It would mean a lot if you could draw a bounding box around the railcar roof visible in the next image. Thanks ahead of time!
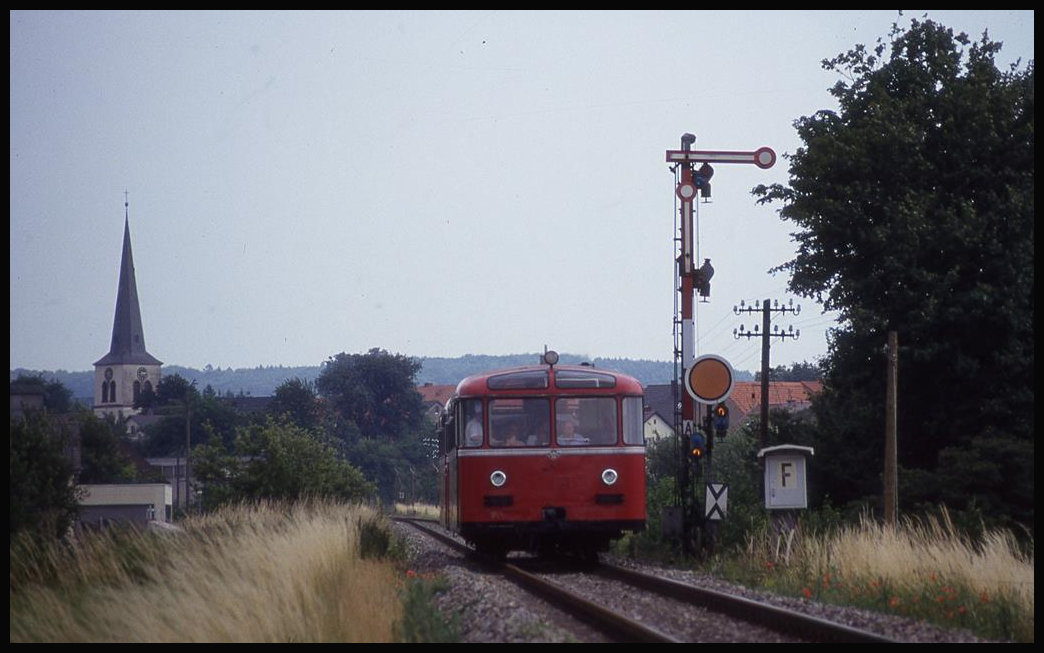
[453,364,643,397]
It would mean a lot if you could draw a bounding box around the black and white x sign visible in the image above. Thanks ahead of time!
[705,483,728,521]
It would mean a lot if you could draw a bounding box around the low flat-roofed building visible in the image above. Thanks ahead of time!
[77,483,172,529]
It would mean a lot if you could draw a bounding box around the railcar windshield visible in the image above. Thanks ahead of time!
[489,397,550,447]
[555,396,617,446]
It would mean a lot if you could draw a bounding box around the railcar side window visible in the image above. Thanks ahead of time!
[460,399,484,448]
[622,396,644,445]
[439,407,456,453]
[555,397,617,446]
[489,398,550,447]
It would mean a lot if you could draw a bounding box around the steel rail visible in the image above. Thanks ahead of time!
[596,562,899,643]
[395,517,897,643]
[395,517,678,642]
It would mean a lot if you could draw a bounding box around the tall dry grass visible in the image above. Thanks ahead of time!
[807,511,1032,611]
[735,509,1033,642]
[10,500,403,642]
[393,501,440,519]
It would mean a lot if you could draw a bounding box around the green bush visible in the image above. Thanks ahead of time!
[393,571,458,642]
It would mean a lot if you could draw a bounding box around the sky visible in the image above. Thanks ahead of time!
[10,10,1034,374]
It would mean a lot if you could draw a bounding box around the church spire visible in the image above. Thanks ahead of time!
[94,197,162,367]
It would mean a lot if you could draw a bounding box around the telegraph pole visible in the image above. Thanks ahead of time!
[734,299,800,506]
[184,396,192,514]
[733,299,801,451]
[884,331,898,526]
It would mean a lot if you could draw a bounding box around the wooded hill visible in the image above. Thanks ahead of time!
[13,354,754,403]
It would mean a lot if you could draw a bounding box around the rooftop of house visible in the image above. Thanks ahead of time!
[728,381,822,416]
[642,381,822,425]
[416,383,456,409]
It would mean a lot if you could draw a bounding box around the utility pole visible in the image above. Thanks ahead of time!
[734,298,801,451]
[884,331,898,526]
[734,299,800,506]
[185,397,192,514]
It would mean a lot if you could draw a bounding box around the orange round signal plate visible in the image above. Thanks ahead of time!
[685,355,734,404]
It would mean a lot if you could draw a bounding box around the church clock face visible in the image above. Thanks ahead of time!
[137,367,148,382]
[104,368,113,381]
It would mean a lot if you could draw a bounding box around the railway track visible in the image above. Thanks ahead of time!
[395,517,897,643]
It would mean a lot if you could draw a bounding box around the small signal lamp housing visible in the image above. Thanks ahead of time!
[542,349,560,366]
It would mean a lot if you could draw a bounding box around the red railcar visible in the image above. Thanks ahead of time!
[438,352,646,558]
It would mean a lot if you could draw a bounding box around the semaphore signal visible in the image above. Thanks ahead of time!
[667,133,775,557]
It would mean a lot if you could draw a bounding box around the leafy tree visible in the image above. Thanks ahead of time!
[764,361,823,382]
[10,412,82,541]
[316,348,427,442]
[192,418,374,508]
[139,373,241,456]
[341,433,440,506]
[753,18,1033,529]
[269,377,321,430]
[11,374,73,413]
[153,373,201,408]
[632,436,683,552]
[710,420,769,550]
[188,431,240,510]
[313,349,439,504]
[76,411,136,483]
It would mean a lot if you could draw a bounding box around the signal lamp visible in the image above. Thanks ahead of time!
[689,432,706,459]
[714,402,730,437]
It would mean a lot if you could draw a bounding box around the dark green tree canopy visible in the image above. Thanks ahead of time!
[10,412,81,541]
[76,411,136,484]
[10,374,73,413]
[153,373,201,407]
[316,348,426,441]
[756,19,1032,332]
[753,18,1033,530]
[269,377,320,430]
[191,418,374,509]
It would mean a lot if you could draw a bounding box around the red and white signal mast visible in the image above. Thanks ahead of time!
[667,134,775,439]
[666,133,775,550]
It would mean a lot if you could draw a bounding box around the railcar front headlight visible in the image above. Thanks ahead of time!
[601,468,618,486]
[490,470,508,487]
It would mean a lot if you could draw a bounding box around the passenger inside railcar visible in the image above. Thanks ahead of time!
[493,421,525,447]
[464,400,483,447]
[557,416,589,445]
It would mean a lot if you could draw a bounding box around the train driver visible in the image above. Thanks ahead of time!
[558,416,589,445]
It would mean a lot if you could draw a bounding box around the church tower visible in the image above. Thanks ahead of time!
[93,198,162,418]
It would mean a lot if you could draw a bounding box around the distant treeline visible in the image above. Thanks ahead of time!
[12,354,758,403]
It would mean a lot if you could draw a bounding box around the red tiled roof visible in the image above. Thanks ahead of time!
[728,381,821,417]
[641,381,821,430]
[416,383,456,407]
